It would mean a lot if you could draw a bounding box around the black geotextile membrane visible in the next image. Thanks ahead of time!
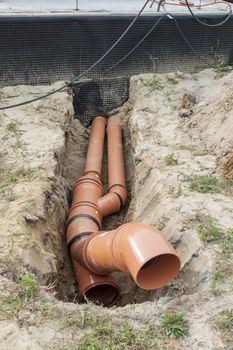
[0,14,233,124]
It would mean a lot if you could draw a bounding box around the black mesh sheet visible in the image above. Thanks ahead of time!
[0,14,233,124]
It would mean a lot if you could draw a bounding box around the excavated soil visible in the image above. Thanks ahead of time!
[0,69,233,349]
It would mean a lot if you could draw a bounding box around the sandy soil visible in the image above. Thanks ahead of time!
[0,69,233,349]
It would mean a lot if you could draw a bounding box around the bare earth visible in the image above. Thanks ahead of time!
[0,69,232,349]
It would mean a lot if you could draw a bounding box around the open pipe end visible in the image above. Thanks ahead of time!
[73,261,120,307]
[81,282,120,307]
[135,253,181,290]
[112,223,181,291]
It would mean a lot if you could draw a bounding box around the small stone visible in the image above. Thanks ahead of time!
[179,108,193,118]
[23,212,39,224]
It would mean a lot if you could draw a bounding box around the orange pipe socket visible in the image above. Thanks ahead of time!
[67,115,181,306]
[75,223,180,290]
[98,117,127,217]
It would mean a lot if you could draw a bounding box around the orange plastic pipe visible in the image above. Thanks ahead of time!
[75,223,180,290]
[67,116,120,306]
[67,116,181,306]
[84,116,106,177]
[98,117,127,217]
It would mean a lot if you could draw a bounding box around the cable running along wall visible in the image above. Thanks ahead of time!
[0,14,233,124]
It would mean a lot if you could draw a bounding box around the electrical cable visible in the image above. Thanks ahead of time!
[0,0,151,111]
[157,0,166,11]
[154,0,232,26]
[183,0,232,27]
[150,1,226,68]
[169,14,215,68]
[168,12,232,71]
[104,15,165,73]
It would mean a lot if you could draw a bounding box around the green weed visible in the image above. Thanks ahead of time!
[222,228,233,256]
[6,122,17,132]
[198,216,224,244]
[143,76,165,91]
[216,309,233,330]
[211,271,224,296]
[76,319,158,350]
[178,144,195,152]
[186,174,233,194]
[211,41,232,79]
[160,312,189,339]
[0,293,22,319]
[19,272,38,300]
[165,153,178,166]
[147,53,159,73]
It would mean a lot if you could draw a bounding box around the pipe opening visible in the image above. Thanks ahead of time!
[141,256,160,270]
[83,284,120,307]
[3,71,228,333]
[136,254,181,290]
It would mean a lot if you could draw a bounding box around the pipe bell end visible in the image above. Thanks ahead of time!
[114,223,181,290]
[73,261,120,307]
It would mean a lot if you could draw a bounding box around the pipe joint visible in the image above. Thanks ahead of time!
[67,231,93,254]
[66,116,181,306]
[109,184,127,207]
[83,223,181,290]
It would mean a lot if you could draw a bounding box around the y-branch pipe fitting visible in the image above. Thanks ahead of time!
[67,116,120,306]
[66,116,181,307]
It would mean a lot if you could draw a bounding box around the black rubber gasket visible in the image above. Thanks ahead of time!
[67,232,93,253]
[113,192,123,209]
[67,214,101,230]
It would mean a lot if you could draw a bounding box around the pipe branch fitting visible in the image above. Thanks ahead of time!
[74,223,181,290]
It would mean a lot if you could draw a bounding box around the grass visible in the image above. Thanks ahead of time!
[0,293,22,320]
[147,53,159,73]
[214,57,232,79]
[19,272,38,300]
[216,309,233,331]
[165,153,178,166]
[160,313,189,339]
[143,75,165,91]
[198,216,224,244]
[143,73,179,91]
[0,289,57,324]
[0,174,19,202]
[222,228,233,256]
[178,144,195,152]
[210,41,232,79]
[0,174,18,187]
[186,174,233,194]
[197,215,233,254]
[74,319,159,350]
[211,271,224,296]
[6,122,17,133]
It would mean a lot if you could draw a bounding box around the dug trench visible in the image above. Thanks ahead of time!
[0,69,233,349]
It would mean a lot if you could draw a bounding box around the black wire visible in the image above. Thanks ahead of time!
[155,0,232,26]
[157,0,166,11]
[169,14,215,68]
[0,0,151,111]
[183,0,232,27]
[104,15,165,73]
